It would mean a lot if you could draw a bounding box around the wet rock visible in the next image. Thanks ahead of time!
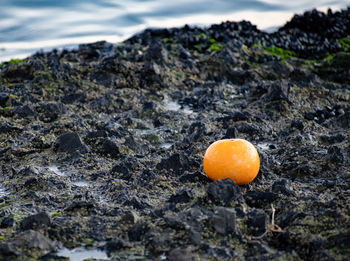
[179,171,210,183]
[247,209,269,236]
[120,210,140,225]
[20,212,51,231]
[157,153,190,174]
[326,146,344,163]
[39,102,66,122]
[56,132,89,154]
[272,179,295,196]
[128,222,149,241]
[105,238,132,253]
[168,188,193,203]
[168,248,196,261]
[0,123,16,133]
[110,155,139,180]
[13,104,37,118]
[0,216,15,228]
[0,230,56,258]
[0,93,9,107]
[211,207,237,235]
[206,178,244,206]
[245,191,279,207]
[99,138,120,159]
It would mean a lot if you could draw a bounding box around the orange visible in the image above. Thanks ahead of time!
[203,139,260,185]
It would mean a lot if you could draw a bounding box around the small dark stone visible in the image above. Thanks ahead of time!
[272,179,295,196]
[39,103,66,122]
[291,119,304,131]
[20,212,51,231]
[100,138,120,159]
[179,171,210,183]
[13,104,37,118]
[168,189,193,203]
[0,216,15,228]
[0,123,16,133]
[223,127,237,139]
[211,207,237,235]
[86,130,108,139]
[110,155,139,180]
[168,248,196,261]
[0,93,9,107]
[326,146,344,163]
[206,178,244,206]
[263,82,289,102]
[56,132,89,154]
[247,209,269,236]
[245,191,279,207]
[157,153,190,174]
[128,222,149,241]
[105,238,132,253]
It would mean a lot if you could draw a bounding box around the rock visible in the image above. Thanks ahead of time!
[20,212,51,231]
[157,153,190,174]
[56,132,89,154]
[0,123,16,133]
[0,216,15,228]
[168,248,197,261]
[0,93,9,107]
[206,178,244,206]
[110,155,139,180]
[168,189,193,203]
[245,191,279,207]
[247,209,269,236]
[263,82,289,102]
[211,207,237,235]
[179,171,210,183]
[326,146,344,163]
[120,210,140,225]
[100,138,120,159]
[39,103,66,122]
[105,238,132,253]
[272,179,295,196]
[128,222,149,241]
[13,104,37,118]
[0,230,56,258]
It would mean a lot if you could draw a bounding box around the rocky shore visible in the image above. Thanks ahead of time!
[0,7,349,261]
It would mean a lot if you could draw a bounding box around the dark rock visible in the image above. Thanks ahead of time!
[120,210,140,225]
[39,103,66,122]
[85,130,108,139]
[7,230,55,256]
[62,92,86,104]
[326,146,344,163]
[179,171,210,183]
[272,179,295,196]
[110,155,139,180]
[157,153,190,174]
[168,189,193,203]
[0,123,16,133]
[291,119,304,131]
[100,138,120,159]
[0,93,9,107]
[20,212,51,231]
[247,209,269,236]
[56,132,89,154]
[206,178,244,206]
[0,216,15,228]
[223,127,237,139]
[245,191,279,207]
[105,238,132,253]
[13,104,37,118]
[263,82,289,102]
[211,207,237,235]
[168,248,196,261]
[128,222,149,241]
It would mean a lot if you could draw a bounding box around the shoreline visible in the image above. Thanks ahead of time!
[0,7,349,260]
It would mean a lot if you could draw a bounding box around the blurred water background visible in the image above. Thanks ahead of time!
[0,0,349,61]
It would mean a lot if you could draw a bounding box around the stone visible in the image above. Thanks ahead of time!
[206,178,244,206]
[212,207,237,235]
[56,132,89,154]
[20,212,51,231]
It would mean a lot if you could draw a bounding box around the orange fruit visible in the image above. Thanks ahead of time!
[203,139,260,185]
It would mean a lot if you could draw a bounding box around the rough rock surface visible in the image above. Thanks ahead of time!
[0,7,349,260]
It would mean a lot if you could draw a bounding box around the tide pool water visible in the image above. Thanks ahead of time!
[0,0,349,61]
